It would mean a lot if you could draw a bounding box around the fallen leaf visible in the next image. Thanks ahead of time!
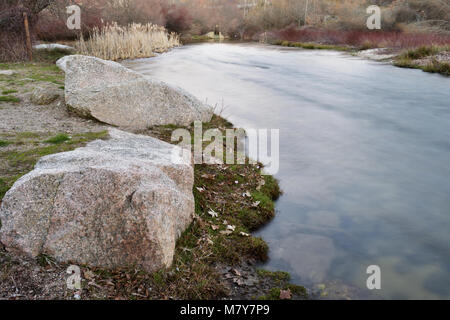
[88,281,102,289]
[196,187,204,192]
[227,225,236,231]
[233,278,245,286]
[252,201,260,207]
[256,179,265,191]
[208,209,218,218]
[280,289,292,300]
[211,225,219,230]
[220,230,233,235]
[232,268,241,276]
[84,270,95,280]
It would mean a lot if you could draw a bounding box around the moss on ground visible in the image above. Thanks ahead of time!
[257,269,290,283]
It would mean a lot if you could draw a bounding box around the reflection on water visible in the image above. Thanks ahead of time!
[124,43,450,299]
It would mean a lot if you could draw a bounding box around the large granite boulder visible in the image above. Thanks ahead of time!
[56,55,212,129]
[0,128,194,272]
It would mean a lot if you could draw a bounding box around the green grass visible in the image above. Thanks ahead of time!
[0,140,10,147]
[0,175,22,200]
[0,95,20,103]
[0,131,108,200]
[0,178,10,199]
[32,48,72,64]
[15,132,41,139]
[44,134,70,144]
[422,60,450,76]
[274,40,351,52]
[120,115,285,299]
[1,89,18,95]
[257,269,290,282]
[394,45,450,76]
[395,57,450,77]
[399,45,445,60]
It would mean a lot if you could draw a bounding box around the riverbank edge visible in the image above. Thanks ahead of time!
[0,49,308,300]
[269,40,450,76]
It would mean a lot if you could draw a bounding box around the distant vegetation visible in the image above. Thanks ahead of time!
[1,0,450,62]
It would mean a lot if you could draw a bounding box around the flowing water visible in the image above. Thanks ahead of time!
[123,42,450,299]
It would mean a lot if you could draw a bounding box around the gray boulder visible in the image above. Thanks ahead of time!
[57,55,212,129]
[0,128,194,272]
[30,85,61,105]
[33,44,75,52]
[0,70,17,76]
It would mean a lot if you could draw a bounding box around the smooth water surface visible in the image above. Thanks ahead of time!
[124,43,450,299]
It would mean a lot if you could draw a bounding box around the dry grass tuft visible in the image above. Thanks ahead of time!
[76,23,180,61]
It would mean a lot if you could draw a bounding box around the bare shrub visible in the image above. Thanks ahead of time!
[0,6,36,62]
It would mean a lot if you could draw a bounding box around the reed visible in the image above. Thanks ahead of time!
[76,23,180,61]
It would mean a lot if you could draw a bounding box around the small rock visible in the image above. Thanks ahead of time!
[33,44,75,51]
[30,86,61,105]
[0,70,17,76]
[280,289,292,300]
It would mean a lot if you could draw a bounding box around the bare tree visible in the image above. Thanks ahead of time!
[0,0,56,28]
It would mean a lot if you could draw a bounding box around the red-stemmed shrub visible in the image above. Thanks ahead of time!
[268,25,450,49]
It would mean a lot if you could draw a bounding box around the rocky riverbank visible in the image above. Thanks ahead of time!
[0,50,307,300]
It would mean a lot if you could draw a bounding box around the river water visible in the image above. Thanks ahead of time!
[124,42,450,299]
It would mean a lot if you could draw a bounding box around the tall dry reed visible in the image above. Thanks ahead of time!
[76,23,180,61]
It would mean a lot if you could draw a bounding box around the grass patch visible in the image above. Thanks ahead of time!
[422,60,450,76]
[1,89,18,95]
[257,269,290,282]
[394,45,450,76]
[0,51,66,88]
[0,140,10,147]
[0,131,108,201]
[15,132,42,139]
[274,40,351,52]
[399,45,445,60]
[44,134,70,144]
[33,48,71,64]
[0,175,22,200]
[0,95,20,103]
